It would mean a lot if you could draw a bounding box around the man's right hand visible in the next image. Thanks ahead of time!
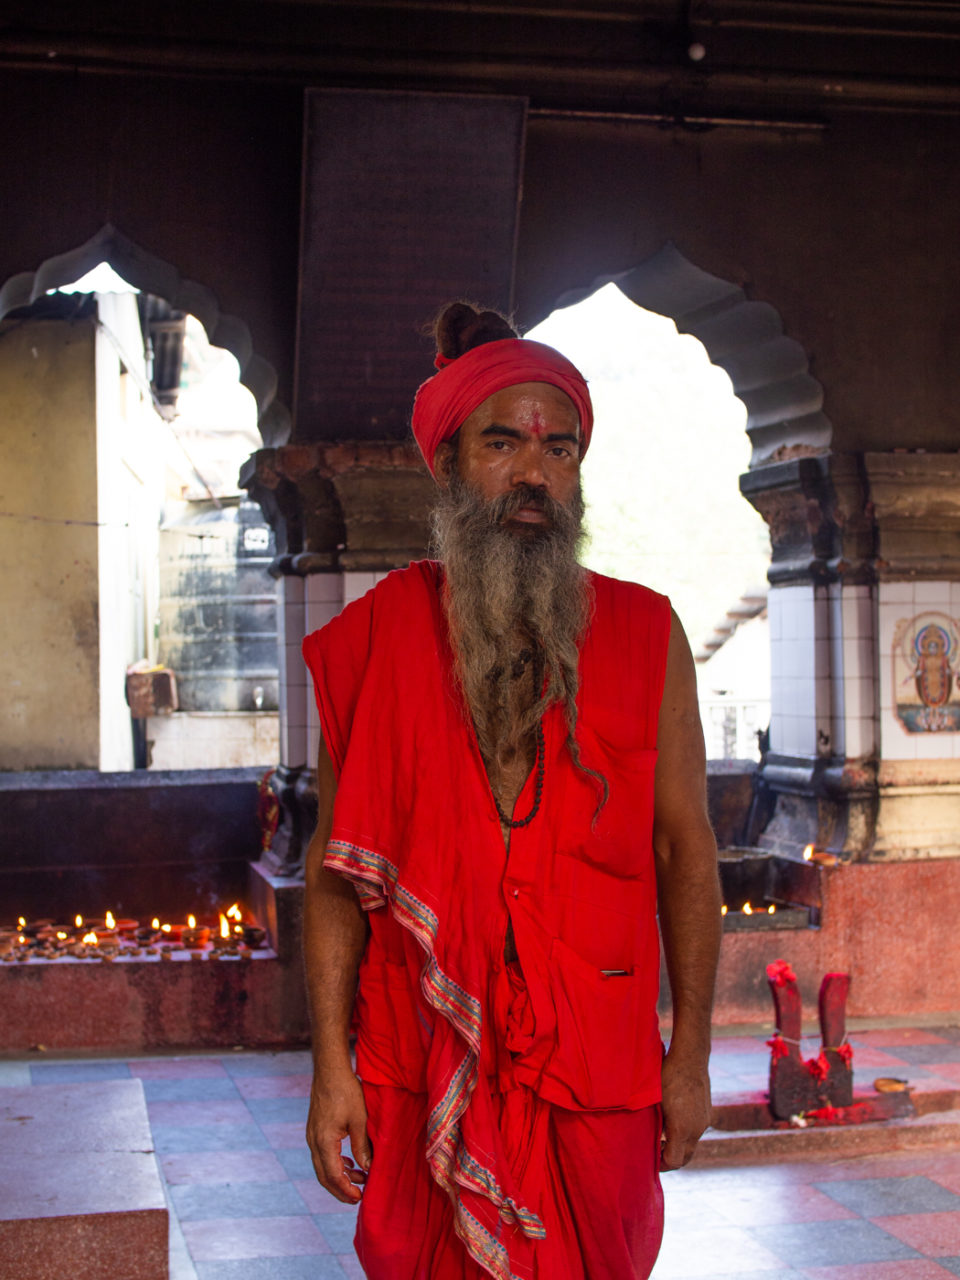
[306,1068,372,1203]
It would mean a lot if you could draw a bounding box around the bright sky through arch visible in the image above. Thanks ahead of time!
[526,283,770,654]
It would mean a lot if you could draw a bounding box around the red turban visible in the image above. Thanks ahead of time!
[411,338,593,477]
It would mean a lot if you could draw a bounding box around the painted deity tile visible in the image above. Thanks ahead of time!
[890,612,960,734]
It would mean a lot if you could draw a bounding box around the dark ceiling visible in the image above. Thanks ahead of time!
[2,2,960,117]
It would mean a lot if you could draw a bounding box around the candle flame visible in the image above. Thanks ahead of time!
[82,931,98,945]
[187,914,196,930]
[768,904,777,915]
[17,916,25,929]
[226,903,242,921]
[743,902,753,916]
[75,914,83,928]
[105,910,116,930]
[219,913,230,940]
[802,844,814,861]
[151,918,160,930]
[56,930,67,939]
[161,923,171,933]
[721,904,728,916]
[18,934,26,945]
[234,924,243,934]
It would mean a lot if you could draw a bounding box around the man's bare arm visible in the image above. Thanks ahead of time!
[652,608,722,1171]
[303,737,371,1203]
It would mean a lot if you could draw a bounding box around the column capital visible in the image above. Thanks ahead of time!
[243,440,437,573]
[864,451,960,579]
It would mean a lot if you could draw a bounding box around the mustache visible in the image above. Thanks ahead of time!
[489,484,559,524]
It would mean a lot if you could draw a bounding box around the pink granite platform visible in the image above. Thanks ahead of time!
[0,1079,168,1279]
[0,950,309,1052]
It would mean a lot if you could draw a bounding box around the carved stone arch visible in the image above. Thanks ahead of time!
[0,224,291,447]
[550,242,832,467]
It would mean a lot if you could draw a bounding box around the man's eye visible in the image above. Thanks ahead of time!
[548,446,571,458]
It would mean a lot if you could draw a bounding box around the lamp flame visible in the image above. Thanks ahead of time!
[721,904,728,916]
[803,844,814,861]
[219,913,230,940]
[56,930,67,940]
[75,914,83,928]
[82,931,98,945]
[187,914,196,930]
[768,904,777,915]
[17,916,25,929]
[151,918,160,930]
[226,903,242,921]
[161,923,171,934]
[105,910,116,930]
[743,901,753,916]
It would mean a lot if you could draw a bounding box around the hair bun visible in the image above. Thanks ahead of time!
[433,301,519,363]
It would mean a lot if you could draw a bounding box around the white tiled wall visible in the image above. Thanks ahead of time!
[277,574,308,768]
[838,584,877,760]
[877,579,960,762]
[287,569,393,767]
[276,571,347,769]
[769,581,879,761]
[768,584,820,757]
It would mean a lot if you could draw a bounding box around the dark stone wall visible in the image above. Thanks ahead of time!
[0,68,956,454]
[516,112,960,456]
[0,769,264,921]
[0,69,302,411]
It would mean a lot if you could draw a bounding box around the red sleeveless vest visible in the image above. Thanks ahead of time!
[303,561,671,1270]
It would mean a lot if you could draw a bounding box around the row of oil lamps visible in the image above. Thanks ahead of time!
[0,905,267,961]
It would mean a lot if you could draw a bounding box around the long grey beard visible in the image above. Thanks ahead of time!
[431,473,605,808]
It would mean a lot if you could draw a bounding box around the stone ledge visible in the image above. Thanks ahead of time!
[0,1080,167,1280]
[694,1106,960,1166]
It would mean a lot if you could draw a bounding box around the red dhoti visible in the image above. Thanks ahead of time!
[357,1084,663,1280]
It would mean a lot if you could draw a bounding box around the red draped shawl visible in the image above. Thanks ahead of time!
[303,561,670,1279]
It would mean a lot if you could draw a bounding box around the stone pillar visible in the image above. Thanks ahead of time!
[743,450,960,865]
[741,453,879,860]
[245,441,436,878]
[244,89,525,886]
[866,452,960,860]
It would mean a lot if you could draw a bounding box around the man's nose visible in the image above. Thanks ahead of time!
[511,444,547,488]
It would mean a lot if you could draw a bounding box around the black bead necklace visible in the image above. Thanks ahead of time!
[494,719,545,829]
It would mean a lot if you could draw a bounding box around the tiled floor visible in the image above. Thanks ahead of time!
[5,1023,960,1278]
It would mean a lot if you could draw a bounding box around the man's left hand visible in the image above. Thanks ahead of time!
[659,1047,712,1171]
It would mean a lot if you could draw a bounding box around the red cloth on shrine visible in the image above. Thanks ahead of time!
[411,339,594,475]
[302,561,671,1279]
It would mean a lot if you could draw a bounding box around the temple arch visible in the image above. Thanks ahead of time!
[0,223,290,447]
[545,242,832,468]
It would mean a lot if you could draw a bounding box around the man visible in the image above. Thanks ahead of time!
[302,303,721,1279]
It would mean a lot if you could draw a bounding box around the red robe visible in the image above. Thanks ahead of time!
[303,561,671,1280]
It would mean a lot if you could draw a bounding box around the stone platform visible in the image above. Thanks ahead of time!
[0,950,309,1053]
[0,1079,168,1279]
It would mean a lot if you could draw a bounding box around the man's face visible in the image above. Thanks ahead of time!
[443,382,582,533]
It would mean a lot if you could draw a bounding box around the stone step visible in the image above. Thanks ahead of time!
[695,1102,960,1166]
[0,1079,168,1280]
